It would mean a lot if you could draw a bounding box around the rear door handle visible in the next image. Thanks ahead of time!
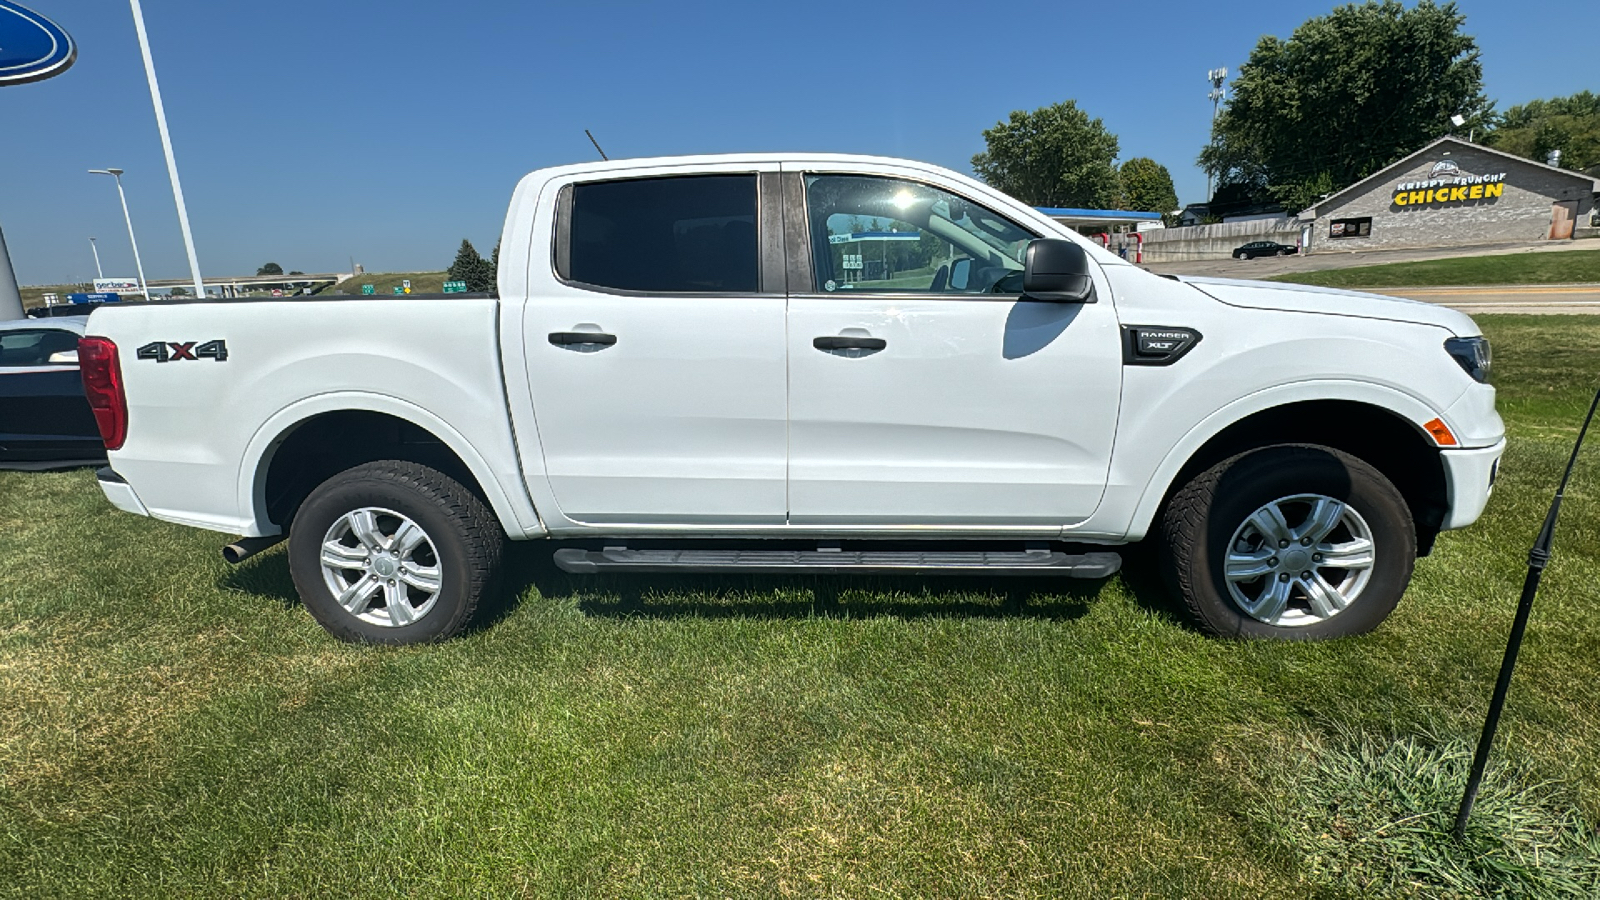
[813,335,886,352]
[549,331,617,349]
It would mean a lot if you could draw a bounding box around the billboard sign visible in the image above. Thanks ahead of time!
[0,2,77,86]
[94,278,141,294]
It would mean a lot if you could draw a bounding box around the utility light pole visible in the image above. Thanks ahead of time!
[90,237,103,278]
[89,169,151,302]
[1206,67,1228,202]
[128,0,206,299]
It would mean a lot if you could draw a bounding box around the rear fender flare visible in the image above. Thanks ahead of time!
[237,392,544,539]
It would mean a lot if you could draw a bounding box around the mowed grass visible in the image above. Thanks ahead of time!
[1268,247,1600,288]
[3,317,1600,897]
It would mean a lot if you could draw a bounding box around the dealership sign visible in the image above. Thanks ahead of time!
[1393,160,1506,207]
[0,2,76,86]
[94,278,142,294]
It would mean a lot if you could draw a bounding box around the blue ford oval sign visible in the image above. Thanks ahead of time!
[0,1,76,86]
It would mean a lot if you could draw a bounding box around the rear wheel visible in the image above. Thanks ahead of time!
[288,460,504,644]
[1159,445,1415,639]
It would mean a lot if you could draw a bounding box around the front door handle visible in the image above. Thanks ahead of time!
[813,335,886,353]
[549,331,617,350]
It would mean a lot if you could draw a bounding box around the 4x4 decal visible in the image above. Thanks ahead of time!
[136,340,228,363]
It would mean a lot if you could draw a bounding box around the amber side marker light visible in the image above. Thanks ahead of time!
[1424,417,1458,447]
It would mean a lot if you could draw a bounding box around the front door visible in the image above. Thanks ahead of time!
[521,168,789,525]
[783,170,1123,529]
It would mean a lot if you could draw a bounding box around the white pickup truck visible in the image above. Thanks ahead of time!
[81,153,1504,644]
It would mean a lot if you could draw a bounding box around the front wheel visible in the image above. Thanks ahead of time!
[288,460,505,644]
[1159,445,1415,639]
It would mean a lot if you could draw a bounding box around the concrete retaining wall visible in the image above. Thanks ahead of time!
[1140,218,1301,262]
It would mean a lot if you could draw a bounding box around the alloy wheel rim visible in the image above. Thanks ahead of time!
[1224,493,1376,627]
[318,507,442,627]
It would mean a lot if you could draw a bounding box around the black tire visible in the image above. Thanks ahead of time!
[288,460,505,644]
[1159,444,1415,640]
[1276,249,1289,257]
[1234,252,1245,259]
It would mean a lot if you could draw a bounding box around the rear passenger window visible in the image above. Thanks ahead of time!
[562,174,759,293]
[0,329,77,367]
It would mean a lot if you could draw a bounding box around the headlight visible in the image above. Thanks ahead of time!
[1445,336,1492,383]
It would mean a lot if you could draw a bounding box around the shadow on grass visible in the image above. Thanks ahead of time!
[220,546,299,609]
[216,539,1190,628]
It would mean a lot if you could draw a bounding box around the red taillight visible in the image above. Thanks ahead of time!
[78,336,128,451]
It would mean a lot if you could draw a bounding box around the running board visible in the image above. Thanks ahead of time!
[552,546,1122,578]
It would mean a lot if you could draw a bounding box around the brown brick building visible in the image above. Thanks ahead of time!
[1296,137,1598,253]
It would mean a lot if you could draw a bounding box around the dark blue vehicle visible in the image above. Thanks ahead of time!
[0,316,105,469]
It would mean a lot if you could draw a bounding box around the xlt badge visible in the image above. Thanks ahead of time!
[1122,326,1201,366]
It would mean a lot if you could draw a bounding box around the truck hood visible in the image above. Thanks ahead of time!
[1175,276,1480,336]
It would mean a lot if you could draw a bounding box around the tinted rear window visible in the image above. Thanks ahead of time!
[565,174,759,293]
[0,329,77,367]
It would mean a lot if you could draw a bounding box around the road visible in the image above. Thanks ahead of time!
[1371,284,1600,314]
[1144,239,1597,280]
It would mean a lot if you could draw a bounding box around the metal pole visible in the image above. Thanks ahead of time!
[90,237,104,278]
[0,220,23,320]
[1454,385,1600,838]
[111,173,152,302]
[128,0,206,299]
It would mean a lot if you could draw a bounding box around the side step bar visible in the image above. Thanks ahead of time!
[553,546,1122,578]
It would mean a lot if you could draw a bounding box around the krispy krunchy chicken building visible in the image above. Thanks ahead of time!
[1296,137,1598,252]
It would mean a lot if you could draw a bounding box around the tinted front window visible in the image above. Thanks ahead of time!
[0,329,77,367]
[566,174,759,293]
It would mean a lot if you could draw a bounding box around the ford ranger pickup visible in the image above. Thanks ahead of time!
[80,153,1504,643]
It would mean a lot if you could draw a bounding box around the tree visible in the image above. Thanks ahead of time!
[1200,0,1491,214]
[1118,158,1178,216]
[256,262,283,276]
[447,239,495,293]
[1487,91,1600,173]
[972,101,1121,208]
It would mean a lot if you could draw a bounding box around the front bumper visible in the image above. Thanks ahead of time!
[96,467,150,517]
[1440,438,1506,530]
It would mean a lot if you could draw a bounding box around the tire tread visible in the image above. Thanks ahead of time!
[290,460,504,643]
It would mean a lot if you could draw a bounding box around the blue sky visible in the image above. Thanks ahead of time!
[1,0,1590,285]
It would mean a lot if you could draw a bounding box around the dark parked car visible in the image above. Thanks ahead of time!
[1233,240,1298,259]
[0,316,106,470]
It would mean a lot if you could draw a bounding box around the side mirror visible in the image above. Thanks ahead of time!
[949,258,971,290]
[48,350,79,365]
[1022,239,1095,303]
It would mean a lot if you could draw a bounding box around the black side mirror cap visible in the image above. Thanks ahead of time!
[1022,238,1095,303]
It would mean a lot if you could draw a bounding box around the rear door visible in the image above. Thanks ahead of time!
[782,167,1123,529]
[520,165,789,526]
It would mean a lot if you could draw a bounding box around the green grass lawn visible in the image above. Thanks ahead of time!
[4,317,1600,897]
[1268,247,1600,288]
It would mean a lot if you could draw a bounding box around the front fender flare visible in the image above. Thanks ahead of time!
[1105,379,1448,543]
